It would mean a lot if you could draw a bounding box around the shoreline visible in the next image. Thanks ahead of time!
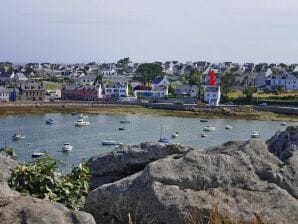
[0,102,298,121]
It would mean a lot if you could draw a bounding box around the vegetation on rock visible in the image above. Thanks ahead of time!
[9,156,89,210]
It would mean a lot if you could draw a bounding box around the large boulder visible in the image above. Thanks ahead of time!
[0,155,96,224]
[86,129,298,224]
[88,142,194,189]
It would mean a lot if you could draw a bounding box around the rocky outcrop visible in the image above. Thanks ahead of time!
[85,128,298,224]
[88,142,194,189]
[0,155,96,224]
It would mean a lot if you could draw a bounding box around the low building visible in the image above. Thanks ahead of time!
[61,85,103,101]
[267,73,298,91]
[204,86,221,106]
[104,83,128,98]
[0,86,9,102]
[75,74,97,86]
[175,85,198,97]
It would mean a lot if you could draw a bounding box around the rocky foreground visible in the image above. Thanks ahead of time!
[1,126,298,224]
[0,155,96,224]
[86,126,298,224]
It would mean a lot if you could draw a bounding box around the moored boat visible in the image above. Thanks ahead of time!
[45,118,57,125]
[201,133,208,138]
[158,137,170,143]
[12,133,25,141]
[281,122,287,126]
[225,125,233,130]
[202,125,216,131]
[119,127,126,131]
[200,119,208,122]
[101,139,120,145]
[120,120,131,124]
[171,132,179,138]
[79,113,88,119]
[251,131,260,138]
[32,152,45,158]
[62,143,73,152]
[75,119,90,127]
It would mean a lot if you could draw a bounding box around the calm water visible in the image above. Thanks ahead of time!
[0,113,296,165]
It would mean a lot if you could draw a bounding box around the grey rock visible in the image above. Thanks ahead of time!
[88,142,194,189]
[0,155,96,224]
[86,128,298,224]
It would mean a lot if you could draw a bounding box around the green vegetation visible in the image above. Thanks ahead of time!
[134,63,163,85]
[219,73,237,95]
[9,156,89,210]
[0,147,16,160]
[43,81,62,90]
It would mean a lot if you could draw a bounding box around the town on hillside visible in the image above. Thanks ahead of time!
[0,58,297,106]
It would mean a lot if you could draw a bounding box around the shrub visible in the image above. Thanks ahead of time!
[0,147,16,160]
[9,156,89,210]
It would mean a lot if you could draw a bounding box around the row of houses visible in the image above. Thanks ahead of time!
[0,82,45,102]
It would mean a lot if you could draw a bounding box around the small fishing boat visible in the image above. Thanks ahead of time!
[201,133,208,138]
[62,143,73,152]
[45,118,56,125]
[251,131,260,138]
[281,122,287,126]
[71,112,76,116]
[225,125,233,130]
[120,120,131,124]
[79,114,88,119]
[101,139,120,145]
[75,119,90,127]
[171,132,179,138]
[202,125,216,131]
[32,152,45,158]
[12,133,25,141]
[119,127,126,131]
[200,119,208,122]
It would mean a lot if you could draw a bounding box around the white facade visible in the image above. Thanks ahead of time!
[204,86,221,106]
[0,87,9,102]
[104,83,128,98]
[270,78,298,90]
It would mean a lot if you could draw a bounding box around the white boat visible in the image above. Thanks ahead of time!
[281,122,287,126]
[62,143,73,152]
[75,119,90,127]
[171,132,179,138]
[12,133,25,140]
[201,133,208,138]
[79,114,88,119]
[251,131,260,138]
[102,139,120,145]
[202,125,216,131]
[45,118,56,125]
[225,125,233,130]
[32,152,45,158]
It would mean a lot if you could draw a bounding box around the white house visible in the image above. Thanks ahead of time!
[0,86,9,102]
[134,75,169,99]
[204,86,221,106]
[266,73,298,91]
[175,85,198,97]
[75,74,97,86]
[104,83,128,98]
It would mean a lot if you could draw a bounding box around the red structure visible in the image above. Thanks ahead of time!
[209,70,215,86]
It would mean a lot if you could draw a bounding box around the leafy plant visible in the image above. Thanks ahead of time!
[0,147,16,160]
[9,156,89,210]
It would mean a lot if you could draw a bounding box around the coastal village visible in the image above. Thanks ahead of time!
[0,59,297,107]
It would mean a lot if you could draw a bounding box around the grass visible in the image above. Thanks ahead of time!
[42,81,62,90]
[127,205,265,224]
[228,90,298,100]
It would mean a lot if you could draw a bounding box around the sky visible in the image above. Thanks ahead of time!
[0,0,298,64]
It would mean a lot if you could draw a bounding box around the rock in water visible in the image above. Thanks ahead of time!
[86,128,298,224]
[0,155,96,224]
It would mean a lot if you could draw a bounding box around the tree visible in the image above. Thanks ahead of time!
[95,74,103,84]
[168,82,176,96]
[242,87,257,104]
[0,65,5,73]
[220,72,237,94]
[188,68,201,86]
[134,63,163,85]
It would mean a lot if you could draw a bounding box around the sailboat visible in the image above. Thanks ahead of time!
[158,124,170,143]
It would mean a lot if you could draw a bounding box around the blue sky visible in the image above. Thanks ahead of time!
[1,0,298,63]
